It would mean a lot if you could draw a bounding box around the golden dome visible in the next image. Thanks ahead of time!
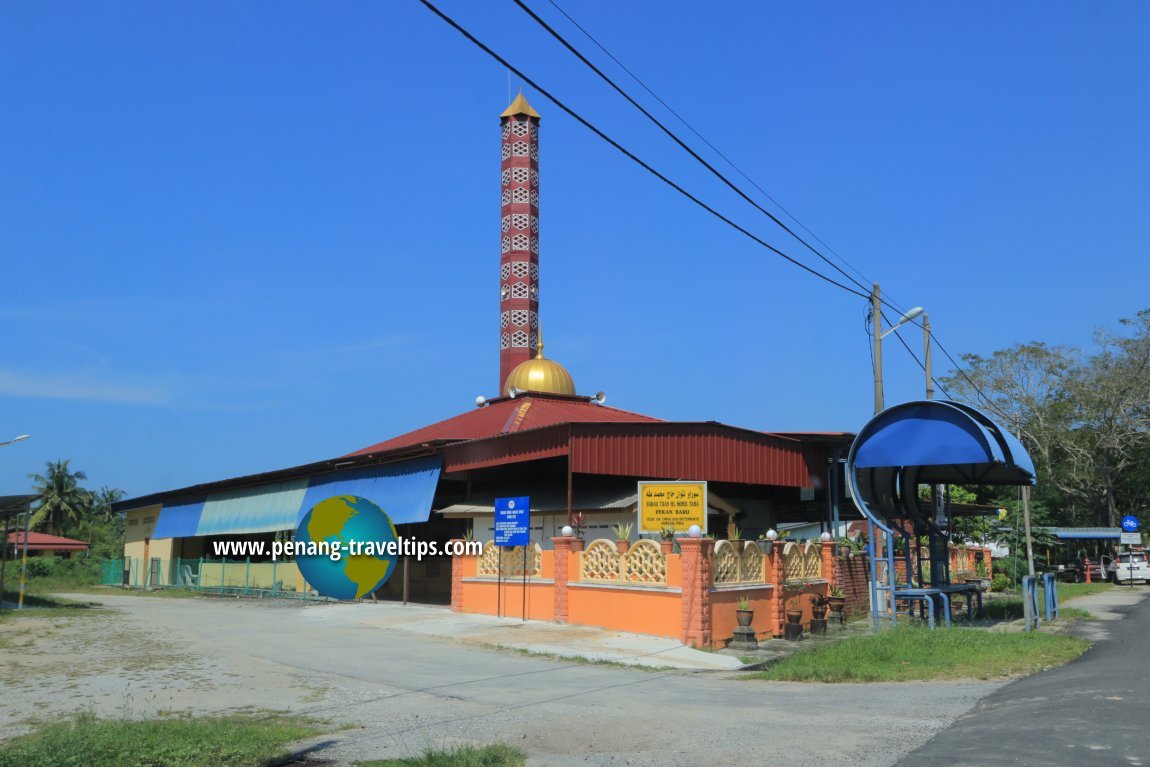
[504,342,575,397]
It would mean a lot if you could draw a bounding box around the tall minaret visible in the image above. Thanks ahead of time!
[498,93,542,393]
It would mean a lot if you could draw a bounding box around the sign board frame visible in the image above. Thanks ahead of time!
[637,481,708,535]
[494,496,530,547]
[1120,532,1141,545]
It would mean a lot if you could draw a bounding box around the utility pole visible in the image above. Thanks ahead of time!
[872,283,884,414]
[924,313,934,401]
[1021,485,1036,578]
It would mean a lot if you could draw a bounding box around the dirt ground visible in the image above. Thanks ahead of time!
[0,592,1003,767]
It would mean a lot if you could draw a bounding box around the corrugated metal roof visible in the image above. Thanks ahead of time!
[347,394,660,457]
[151,456,442,539]
[1047,527,1122,540]
[438,488,637,517]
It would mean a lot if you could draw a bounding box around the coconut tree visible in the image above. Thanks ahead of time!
[28,460,92,537]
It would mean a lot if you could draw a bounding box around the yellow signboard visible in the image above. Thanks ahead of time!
[637,481,708,534]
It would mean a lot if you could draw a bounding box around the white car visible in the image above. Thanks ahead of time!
[1109,551,1150,584]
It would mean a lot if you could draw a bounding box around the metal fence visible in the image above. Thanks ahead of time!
[96,555,450,604]
[99,557,314,599]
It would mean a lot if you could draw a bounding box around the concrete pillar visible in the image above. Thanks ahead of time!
[679,537,714,648]
[551,536,573,624]
[450,540,465,612]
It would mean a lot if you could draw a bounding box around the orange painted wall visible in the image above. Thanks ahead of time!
[459,579,557,621]
[711,586,775,641]
[566,584,682,639]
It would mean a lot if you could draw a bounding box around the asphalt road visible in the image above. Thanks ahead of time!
[898,589,1150,767]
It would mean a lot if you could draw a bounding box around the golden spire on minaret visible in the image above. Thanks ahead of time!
[501,91,541,119]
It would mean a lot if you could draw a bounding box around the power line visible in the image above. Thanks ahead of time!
[513,0,873,296]
[541,0,877,294]
[419,0,870,300]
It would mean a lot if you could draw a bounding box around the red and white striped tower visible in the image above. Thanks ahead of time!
[498,93,542,393]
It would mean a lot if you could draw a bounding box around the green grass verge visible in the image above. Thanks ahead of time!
[983,581,1113,621]
[0,712,322,767]
[355,744,527,767]
[744,626,1089,682]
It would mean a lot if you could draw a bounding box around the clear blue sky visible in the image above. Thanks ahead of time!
[2,1,1147,499]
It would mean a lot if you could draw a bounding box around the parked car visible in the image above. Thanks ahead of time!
[1108,552,1150,584]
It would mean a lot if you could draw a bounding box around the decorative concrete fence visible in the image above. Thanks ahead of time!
[451,537,840,649]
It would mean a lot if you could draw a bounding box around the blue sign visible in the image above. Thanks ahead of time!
[1121,515,1140,533]
[494,496,530,547]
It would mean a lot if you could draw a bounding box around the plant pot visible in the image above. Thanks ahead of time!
[660,541,674,555]
[735,609,753,628]
[785,610,803,625]
[756,540,774,556]
[837,545,851,558]
[826,596,846,612]
[616,540,630,554]
[783,622,803,641]
[811,607,828,621]
[809,618,828,636]
[570,539,585,552]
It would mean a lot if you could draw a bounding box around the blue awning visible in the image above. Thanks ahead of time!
[151,455,442,539]
[1047,527,1121,540]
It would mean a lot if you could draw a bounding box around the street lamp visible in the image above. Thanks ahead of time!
[871,282,923,413]
[0,434,31,610]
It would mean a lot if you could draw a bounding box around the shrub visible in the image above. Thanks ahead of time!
[990,574,1012,592]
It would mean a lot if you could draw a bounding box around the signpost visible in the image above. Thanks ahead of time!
[637,482,707,535]
[1120,516,1140,590]
[494,496,530,619]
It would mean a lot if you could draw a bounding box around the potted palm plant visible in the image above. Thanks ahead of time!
[736,596,753,627]
[826,585,846,620]
[612,522,633,553]
[781,579,805,641]
[659,526,676,554]
[809,594,829,636]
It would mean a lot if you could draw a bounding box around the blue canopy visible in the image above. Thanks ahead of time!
[153,455,442,539]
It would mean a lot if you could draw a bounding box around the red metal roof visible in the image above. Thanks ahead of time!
[347,394,661,457]
[5,531,90,551]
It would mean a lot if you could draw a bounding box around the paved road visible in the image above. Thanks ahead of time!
[899,587,1150,767]
[1,593,999,767]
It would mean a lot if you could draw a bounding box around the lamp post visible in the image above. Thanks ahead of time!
[871,283,923,414]
[0,435,31,610]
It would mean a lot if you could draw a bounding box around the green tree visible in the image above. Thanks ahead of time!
[28,460,93,537]
[940,309,1150,528]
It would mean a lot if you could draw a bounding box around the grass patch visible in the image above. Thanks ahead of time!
[983,581,1113,622]
[744,626,1089,682]
[0,711,323,767]
[356,744,526,767]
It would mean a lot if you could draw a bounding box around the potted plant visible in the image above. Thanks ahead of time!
[756,533,775,556]
[808,593,829,635]
[826,585,846,616]
[835,537,852,558]
[570,512,587,552]
[612,522,633,553]
[735,596,753,628]
[782,580,805,641]
[729,526,743,547]
[659,526,676,555]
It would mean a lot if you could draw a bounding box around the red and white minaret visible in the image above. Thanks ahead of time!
[498,93,542,393]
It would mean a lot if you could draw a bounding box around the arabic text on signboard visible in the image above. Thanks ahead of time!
[637,481,707,534]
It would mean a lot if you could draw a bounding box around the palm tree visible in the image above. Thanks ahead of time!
[28,460,93,537]
[91,486,126,523]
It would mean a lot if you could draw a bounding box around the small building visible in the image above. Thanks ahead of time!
[3,531,90,559]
